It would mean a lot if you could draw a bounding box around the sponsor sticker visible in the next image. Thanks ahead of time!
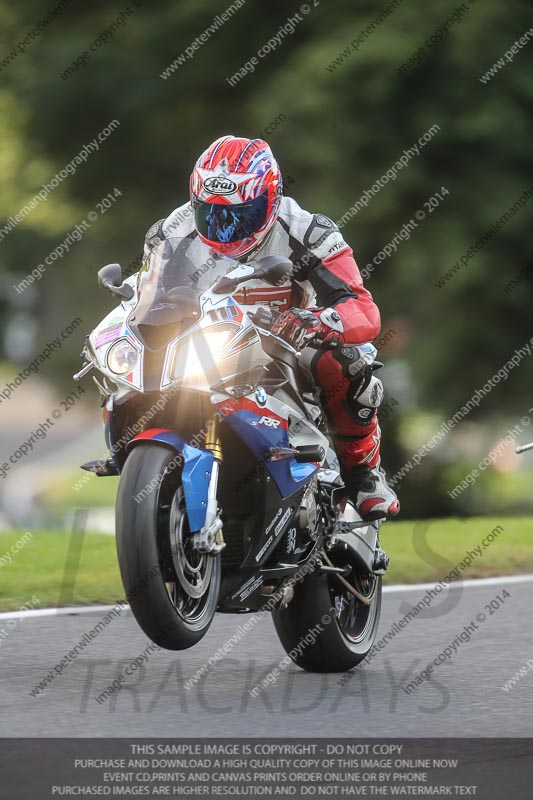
[240,576,263,601]
[255,534,274,562]
[152,302,177,311]
[232,575,264,601]
[265,508,283,536]
[256,507,294,562]
[95,324,122,348]
[274,506,292,537]
[204,176,238,195]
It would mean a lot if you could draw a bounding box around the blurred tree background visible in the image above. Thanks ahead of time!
[0,0,532,519]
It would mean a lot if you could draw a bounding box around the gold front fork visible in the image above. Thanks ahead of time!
[203,414,225,551]
[205,415,223,462]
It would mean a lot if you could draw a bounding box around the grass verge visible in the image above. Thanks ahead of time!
[0,516,530,611]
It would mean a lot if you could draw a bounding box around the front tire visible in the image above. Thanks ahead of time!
[115,444,220,650]
[272,556,381,672]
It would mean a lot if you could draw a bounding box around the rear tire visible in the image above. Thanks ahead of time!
[272,560,381,672]
[115,444,220,650]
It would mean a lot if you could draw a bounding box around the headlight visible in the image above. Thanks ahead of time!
[107,339,139,375]
[172,329,234,383]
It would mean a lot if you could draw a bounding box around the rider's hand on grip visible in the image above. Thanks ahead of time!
[271,308,323,350]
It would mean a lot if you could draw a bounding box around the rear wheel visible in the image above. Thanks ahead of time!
[272,544,381,672]
[115,444,220,650]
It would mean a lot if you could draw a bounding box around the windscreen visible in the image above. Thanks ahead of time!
[133,236,237,326]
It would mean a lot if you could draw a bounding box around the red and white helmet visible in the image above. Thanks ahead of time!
[190,135,283,259]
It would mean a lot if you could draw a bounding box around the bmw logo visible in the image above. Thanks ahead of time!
[255,387,267,406]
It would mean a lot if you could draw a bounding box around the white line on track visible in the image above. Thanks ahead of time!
[1,574,532,620]
[0,604,127,621]
[382,573,533,593]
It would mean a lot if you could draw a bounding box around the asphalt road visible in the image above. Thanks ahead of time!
[1,576,532,737]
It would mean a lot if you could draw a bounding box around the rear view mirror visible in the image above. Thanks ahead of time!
[212,256,294,294]
[98,263,134,301]
[254,256,294,285]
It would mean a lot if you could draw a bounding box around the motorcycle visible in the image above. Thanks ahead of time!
[74,234,388,672]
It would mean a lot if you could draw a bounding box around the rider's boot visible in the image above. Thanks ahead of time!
[342,462,400,522]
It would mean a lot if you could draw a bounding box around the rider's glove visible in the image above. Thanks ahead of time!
[271,307,345,350]
[271,308,321,349]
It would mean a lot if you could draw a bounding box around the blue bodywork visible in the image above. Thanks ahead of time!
[130,430,214,532]
[130,399,318,533]
[222,409,318,498]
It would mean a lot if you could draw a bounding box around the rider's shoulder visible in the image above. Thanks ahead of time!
[279,195,311,227]
[280,196,338,235]
[155,202,196,241]
[144,217,166,248]
[280,196,345,256]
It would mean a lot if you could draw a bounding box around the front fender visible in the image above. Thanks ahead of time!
[128,428,214,532]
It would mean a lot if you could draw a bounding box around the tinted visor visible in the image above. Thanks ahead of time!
[193,191,268,244]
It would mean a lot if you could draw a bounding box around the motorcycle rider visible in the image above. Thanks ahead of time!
[142,135,399,521]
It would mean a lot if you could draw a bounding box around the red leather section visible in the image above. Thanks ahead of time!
[322,247,381,343]
[233,285,292,312]
[314,348,381,471]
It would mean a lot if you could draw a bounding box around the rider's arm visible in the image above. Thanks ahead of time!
[286,200,381,343]
[312,246,381,343]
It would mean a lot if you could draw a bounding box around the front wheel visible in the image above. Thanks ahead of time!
[115,444,220,650]
[272,551,381,672]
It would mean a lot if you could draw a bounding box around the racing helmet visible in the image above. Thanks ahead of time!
[190,135,283,259]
